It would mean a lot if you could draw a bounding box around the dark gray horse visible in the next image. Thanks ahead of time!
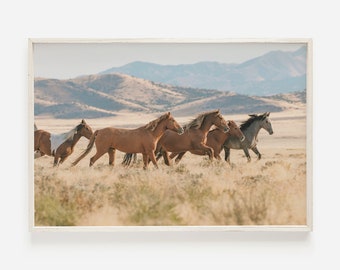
[224,112,273,163]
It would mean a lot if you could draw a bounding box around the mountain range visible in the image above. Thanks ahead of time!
[100,47,307,96]
[34,73,306,119]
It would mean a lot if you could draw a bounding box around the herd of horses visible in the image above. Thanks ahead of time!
[34,110,274,169]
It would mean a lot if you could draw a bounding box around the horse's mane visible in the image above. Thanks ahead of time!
[183,110,220,130]
[240,113,267,131]
[64,125,79,141]
[60,123,83,142]
[144,113,169,131]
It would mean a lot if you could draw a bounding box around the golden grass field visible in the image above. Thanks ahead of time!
[33,109,308,227]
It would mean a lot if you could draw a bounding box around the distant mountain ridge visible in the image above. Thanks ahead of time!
[35,73,305,119]
[101,47,306,96]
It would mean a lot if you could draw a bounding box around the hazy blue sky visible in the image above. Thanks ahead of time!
[33,42,305,79]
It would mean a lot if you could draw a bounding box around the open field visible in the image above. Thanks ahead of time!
[33,109,308,226]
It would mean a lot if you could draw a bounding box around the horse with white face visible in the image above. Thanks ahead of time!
[34,120,93,166]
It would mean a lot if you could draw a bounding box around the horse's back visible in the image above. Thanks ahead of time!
[224,136,245,149]
[34,130,51,155]
[97,126,153,153]
[159,129,181,145]
[34,130,50,144]
[160,129,204,152]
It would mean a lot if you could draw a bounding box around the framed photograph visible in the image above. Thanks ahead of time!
[29,38,312,231]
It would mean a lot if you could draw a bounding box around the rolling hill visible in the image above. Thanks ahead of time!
[34,73,306,119]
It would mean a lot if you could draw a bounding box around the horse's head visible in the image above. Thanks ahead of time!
[227,120,245,142]
[165,112,184,135]
[211,110,229,133]
[76,119,93,139]
[260,112,274,135]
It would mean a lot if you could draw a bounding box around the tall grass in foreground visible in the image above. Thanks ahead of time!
[34,149,306,226]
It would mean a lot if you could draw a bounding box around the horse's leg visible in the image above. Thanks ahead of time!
[59,155,69,164]
[224,146,231,163]
[215,152,222,160]
[169,152,177,159]
[207,146,214,161]
[243,148,251,162]
[198,144,214,161]
[155,147,168,164]
[155,144,163,161]
[147,151,159,169]
[53,155,59,167]
[212,145,222,160]
[108,148,116,166]
[161,150,171,166]
[90,149,107,167]
[251,146,261,160]
[174,152,186,164]
[34,151,43,159]
[156,151,163,161]
[142,154,148,170]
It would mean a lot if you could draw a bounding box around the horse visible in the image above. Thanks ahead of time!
[71,112,183,169]
[34,119,93,166]
[223,112,274,163]
[170,120,245,163]
[156,110,229,166]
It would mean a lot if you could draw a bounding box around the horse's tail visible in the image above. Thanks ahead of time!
[122,153,134,166]
[71,130,98,166]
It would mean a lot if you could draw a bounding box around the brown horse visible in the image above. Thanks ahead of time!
[71,112,183,169]
[170,120,245,163]
[156,110,229,166]
[34,119,93,166]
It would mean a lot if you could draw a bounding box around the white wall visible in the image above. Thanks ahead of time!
[0,0,338,269]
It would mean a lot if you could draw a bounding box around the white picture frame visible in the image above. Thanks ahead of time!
[29,38,312,232]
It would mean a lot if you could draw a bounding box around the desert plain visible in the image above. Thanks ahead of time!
[32,108,308,227]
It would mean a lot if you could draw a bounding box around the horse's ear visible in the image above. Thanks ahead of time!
[166,112,171,117]
[266,112,270,117]
[81,119,86,124]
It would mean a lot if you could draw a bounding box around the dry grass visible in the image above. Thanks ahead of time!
[33,110,307,227]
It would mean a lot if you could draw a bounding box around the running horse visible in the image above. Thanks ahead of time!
[34,120,93,166]
[71,112,183,169]
[223,112,274,163]
[171,120,245,163]
[156,110,229,165]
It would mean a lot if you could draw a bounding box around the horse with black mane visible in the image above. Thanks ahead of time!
[223,112,273,163]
